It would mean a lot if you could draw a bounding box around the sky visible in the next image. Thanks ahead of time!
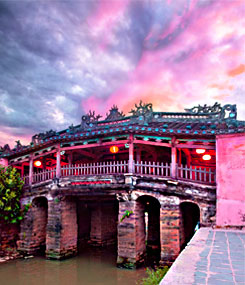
[0,0,244,148]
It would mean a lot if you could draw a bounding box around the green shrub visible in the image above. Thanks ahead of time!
[0,166,30,223]
[138,266,169,285]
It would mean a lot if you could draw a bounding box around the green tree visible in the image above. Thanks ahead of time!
[0,166,29,224]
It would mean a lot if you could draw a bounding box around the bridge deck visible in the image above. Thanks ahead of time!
[161,228,245,284]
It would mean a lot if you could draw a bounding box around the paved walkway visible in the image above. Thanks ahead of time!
[161,228,245,284]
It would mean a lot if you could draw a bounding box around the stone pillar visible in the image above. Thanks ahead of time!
[160,198,180,264]
[17,197,48,255]
[56,146,61,179]
[117,197,145,268]
[46,197,77,259]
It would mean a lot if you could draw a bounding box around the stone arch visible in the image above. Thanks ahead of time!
[136,195,161,265]
[31,196,48,254]
[179,201,200,250]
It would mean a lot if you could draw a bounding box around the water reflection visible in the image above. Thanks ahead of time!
[0,246,146,285]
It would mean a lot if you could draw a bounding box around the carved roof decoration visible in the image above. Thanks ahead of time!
[1,101,244,158]
[185,102,237,120]
[105,105,125,121]
[129,100,153,116]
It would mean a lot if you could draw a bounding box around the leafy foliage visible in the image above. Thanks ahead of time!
[0,166,30,223]
[120,210,133,223]
[138,267,169,285]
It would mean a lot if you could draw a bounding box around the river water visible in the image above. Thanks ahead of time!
[0,246,147,285]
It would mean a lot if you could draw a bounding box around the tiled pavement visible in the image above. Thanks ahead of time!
[160,228,245,284]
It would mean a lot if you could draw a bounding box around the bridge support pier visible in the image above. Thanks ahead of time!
[46,197,77,260]
[160,200,181,264]
[117,199,146,269]
[17,197,48,255]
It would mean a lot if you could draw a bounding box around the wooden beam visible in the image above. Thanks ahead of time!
[176,144,215,150]
[61,140,129,151]
[133,140,171,148]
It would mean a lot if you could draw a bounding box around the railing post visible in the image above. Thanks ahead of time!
[171,137,177,178]
[56,145,61,179]
[29,155,33,186]
[128,134,134,173]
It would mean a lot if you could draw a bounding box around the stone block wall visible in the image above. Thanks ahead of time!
[160,203,180,263]
[117,200,146,268]
[46,197,77,259]
[18,197,47,255]
[0,223,19,256]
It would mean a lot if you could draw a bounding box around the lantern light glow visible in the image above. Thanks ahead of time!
[110,146,119,153]
[34,160,42,167]
[196,148,205,154]
[202,154,211,161]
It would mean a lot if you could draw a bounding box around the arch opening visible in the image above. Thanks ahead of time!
[136,195,161,266]
[31,197,48,255]
[180,202,200,250]
[76,197,119,257]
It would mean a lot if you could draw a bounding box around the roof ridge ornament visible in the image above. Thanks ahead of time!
[185,102,237,120]
[129,100,153,116]
[105,105,125,121]
[80,110,102,129]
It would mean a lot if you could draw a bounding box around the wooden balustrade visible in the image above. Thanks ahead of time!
[176,165,215,184]
[21,161,216,185]
[32,168,56,184]
[134,161,171,177]
[61,161,128,177]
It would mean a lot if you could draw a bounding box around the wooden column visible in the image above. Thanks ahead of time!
[21,163,24,177]
[43,157,46,171]
[128,134,134,173]
[56,146,61,178]
[171,137,177,178]
[136,148,141,163]
[29,155,33,185]
[68,152,73,165]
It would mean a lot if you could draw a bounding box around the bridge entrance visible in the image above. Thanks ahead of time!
[180,202,200,250]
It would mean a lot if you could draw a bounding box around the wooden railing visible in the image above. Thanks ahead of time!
[22,161,215,185]
[134,161,171,177]
[177,165,215,184]
[22,175,29,185]
[32,168,56,184]
[61,161,128,177]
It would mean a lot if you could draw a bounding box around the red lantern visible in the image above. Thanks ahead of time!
[202,154,211,161]
[110,146,119,153]
[34,160,42,167]
[196,149,205,154]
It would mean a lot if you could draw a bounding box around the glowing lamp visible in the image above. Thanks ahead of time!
[110,146,119,154]
[34,160,42,167]
[202,154,211,161]
[196,149,205,154]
